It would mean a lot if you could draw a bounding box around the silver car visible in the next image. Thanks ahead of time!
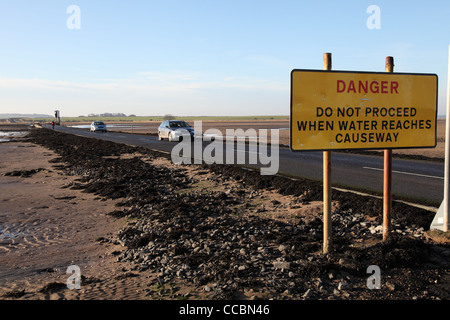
[158,120,195,141]
[90,121,107,132]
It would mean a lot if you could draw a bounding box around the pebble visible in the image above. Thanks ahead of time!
[386,282,396,291]
[369,225,383,234]
[338,281,349,290]
[273,261,291,270]
[302,289,313,299]
[49,293,64,300]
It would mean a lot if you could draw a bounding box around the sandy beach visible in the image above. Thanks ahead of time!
[0,140,134,299]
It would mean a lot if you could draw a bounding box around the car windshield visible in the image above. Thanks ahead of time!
[169,121,189,128]
[94,122,105,125]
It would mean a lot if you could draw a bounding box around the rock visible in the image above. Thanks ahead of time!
[386,282,396,291]
[314,278,322,288]
[49,293,64,300]
[369,225,383,234]
[203,285,211,292]
[258,247,269,254]
[273,261,291,270]
[338,281,349,290]
[302,289,313,299]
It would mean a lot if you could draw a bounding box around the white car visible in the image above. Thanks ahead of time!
[158,120,195,141]
[90,121,107,132]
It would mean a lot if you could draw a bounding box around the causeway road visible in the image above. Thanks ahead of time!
[50,126,444,206]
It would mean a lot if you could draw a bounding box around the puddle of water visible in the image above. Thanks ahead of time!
[0,226,23,240]
[69,124,90,129]
[0,131,28,142]
[0,131,27,137]
[69,124,158,131]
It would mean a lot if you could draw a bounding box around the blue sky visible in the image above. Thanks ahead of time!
[0,0,449,117]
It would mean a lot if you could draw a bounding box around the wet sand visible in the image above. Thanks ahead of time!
[0,140,179,299]
[0,141,124,299]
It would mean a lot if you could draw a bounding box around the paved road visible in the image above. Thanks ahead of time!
[50,126,444,205]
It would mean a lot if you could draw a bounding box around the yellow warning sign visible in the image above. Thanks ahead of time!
[290,70,438,151]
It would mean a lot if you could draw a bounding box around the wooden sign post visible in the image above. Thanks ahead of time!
[323,53,332,254]
[383,57,394,241]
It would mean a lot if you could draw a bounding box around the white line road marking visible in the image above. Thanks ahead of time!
[235,149,262,155]
[363,166,444,180]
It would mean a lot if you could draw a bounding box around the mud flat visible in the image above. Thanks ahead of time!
[0,128,448,300]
